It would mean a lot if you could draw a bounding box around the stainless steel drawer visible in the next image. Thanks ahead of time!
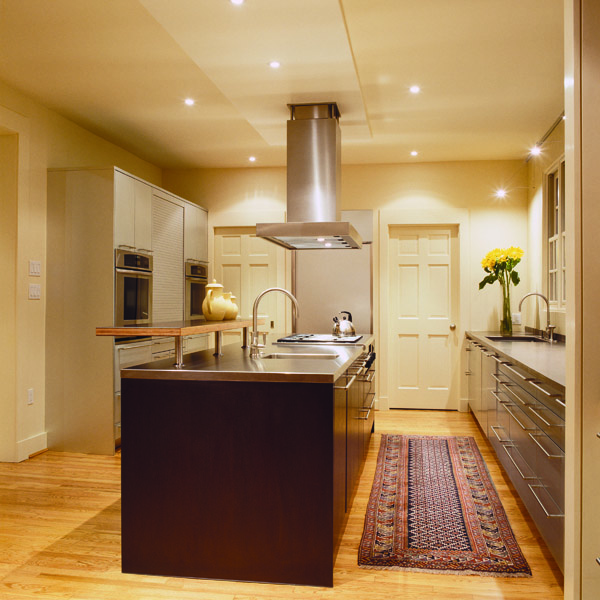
[528,430,565,511]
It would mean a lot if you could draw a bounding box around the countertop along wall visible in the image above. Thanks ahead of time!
[0,80,161,461]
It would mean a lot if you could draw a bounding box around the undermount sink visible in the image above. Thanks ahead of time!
[486,335,547,343]
[261,353,340,360]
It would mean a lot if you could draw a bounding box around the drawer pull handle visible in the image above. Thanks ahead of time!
[529,379,562,398]
[366,371,375,383]
[597,557,600,567]
[334,375,356,390]
[528,484,564,518]
[501,382,531,406]
[491,425,510,443]
[502,362,535,381]
[491,390,503,402]
[597,432,600,440]
[360,395,376,413]
[555,397,566,408]
[527,406,554,427]
[492,373,511,385]
[504,404,536,431]
[502,444,536,480]
[492,355,511,364]
[528,432,564,458]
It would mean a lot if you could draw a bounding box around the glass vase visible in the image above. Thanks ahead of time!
[500,283,513,336]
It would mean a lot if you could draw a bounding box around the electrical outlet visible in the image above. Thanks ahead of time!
[512,312,522,325]
[27,388,34,405]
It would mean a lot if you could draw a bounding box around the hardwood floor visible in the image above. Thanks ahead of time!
[0,410,563,599]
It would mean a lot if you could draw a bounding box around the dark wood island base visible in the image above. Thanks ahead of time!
[122,378,356,587]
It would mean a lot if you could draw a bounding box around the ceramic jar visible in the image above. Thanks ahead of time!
[202,279,227,321]
[223,292,239,320]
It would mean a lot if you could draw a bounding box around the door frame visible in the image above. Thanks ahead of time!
[378,208,470,411]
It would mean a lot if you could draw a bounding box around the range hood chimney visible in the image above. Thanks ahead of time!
[256,102,362,250]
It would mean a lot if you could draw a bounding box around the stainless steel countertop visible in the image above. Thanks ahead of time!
[121,333,375,384]
[467,331,565,390]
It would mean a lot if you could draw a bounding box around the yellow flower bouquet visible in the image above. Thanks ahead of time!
[479,246,524,336]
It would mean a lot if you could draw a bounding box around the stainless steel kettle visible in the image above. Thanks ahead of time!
[337,311,356,336]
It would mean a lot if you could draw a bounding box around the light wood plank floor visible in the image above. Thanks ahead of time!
[0,410,564,599]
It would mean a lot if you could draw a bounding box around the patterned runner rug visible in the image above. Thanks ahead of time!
[359,434,531,577]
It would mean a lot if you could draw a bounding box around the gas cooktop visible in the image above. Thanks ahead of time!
[276,333,363,344]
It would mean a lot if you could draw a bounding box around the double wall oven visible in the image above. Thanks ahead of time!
[115,249,153,327]
[185,260,208,320]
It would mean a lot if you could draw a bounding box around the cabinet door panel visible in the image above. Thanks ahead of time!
[134,180,152,252]
[114,171,135,249]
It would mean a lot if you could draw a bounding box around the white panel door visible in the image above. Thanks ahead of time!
[389,226,459,409]
[214,227,285,345]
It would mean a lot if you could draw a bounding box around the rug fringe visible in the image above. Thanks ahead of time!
[358,563,531,578]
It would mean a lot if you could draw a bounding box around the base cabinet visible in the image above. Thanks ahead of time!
[122,351,376,588]
[466,335,565,571]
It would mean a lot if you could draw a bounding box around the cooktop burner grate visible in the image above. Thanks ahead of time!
[276,333,363,344]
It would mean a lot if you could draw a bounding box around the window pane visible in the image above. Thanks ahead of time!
[560,161,566,234]
[549,272,556,302]
[547,173,556,237]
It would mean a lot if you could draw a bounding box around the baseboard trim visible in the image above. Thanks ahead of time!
[17,432,48,462]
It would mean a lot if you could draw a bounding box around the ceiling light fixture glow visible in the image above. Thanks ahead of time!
[495,188,507,199]
[410,150,418,156]
[530,145,542,156]
[248,156,256,162]
[269,61,281,69]
[409,85,421,94]
[184,98,195,106]
[230,0,244,5]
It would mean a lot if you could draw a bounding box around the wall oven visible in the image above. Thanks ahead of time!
[185,260,208,320]
[115,249,153,326]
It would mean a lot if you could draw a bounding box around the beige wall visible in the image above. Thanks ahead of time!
[0,81,161,461]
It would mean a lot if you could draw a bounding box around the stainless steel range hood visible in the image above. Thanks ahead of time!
[256,103,362,250]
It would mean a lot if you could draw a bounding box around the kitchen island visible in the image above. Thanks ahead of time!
[119,333,375,587]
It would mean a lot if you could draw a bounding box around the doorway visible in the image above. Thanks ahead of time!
[387,225,460,409]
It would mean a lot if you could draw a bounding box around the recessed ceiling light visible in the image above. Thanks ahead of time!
[325,242,332,248]
[230,0,244,5]
[317,237,325,242]
[495,188,507,199]
[409,85,421,94]
[410,150,418,156]
[184,98,195,106]
[269,61,281,69]
[248,156,256,162]
[530,145,542,156]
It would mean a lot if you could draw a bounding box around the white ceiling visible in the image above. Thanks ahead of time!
[0,0,564,169]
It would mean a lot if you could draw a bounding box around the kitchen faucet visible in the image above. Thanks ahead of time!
[518,292,555,343]
[250,288,300,357]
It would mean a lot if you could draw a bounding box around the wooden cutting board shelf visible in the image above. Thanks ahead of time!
[96,318,264,367]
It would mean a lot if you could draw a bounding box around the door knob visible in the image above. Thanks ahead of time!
[449,323,456,330]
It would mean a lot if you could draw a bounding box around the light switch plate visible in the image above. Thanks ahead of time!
[512,312,522,325]
[28,283,41,300]
[29,260,41,277]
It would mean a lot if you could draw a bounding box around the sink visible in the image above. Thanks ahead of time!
[261,353,340,360]
[486,335,547,343]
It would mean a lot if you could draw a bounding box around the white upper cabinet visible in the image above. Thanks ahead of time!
[184,202,208,263]
[114,170,152,252]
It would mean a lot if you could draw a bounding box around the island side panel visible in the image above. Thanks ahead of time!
[121,378,338,587]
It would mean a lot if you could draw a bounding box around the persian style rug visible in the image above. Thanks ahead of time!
[358,434,531,577]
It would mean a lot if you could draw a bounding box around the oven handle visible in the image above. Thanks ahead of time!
[116,267,153,276]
